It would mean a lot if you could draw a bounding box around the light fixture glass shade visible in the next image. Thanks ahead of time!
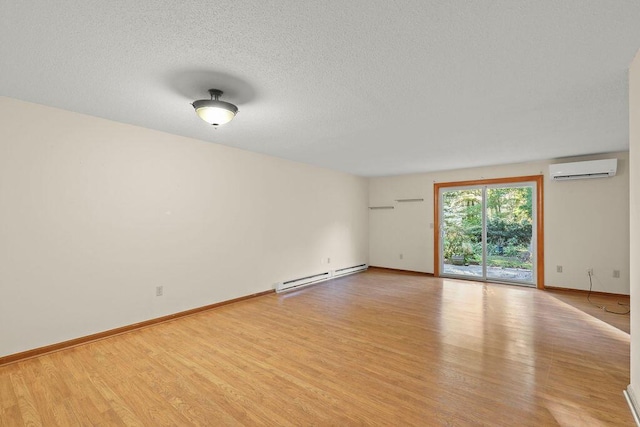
[193,101,238,126]
[192,89,238,126]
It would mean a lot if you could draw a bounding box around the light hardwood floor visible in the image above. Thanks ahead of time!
[0,269,633,426]
[544,287,630,333]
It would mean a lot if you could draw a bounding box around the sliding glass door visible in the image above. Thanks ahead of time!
[441,188,483,278]
[439,182,536,286]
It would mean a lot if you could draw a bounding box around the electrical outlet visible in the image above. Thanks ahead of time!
[399,253,404,259]
[556,265,563,273]
[613,270,620,278]
[156,286,163,296]
[587,268,593,276]
[327,257,331,264]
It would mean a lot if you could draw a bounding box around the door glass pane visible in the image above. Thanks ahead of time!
[442,188,483,277]
[485,185,534,284]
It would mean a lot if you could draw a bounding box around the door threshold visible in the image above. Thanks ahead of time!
[441,274,535,288]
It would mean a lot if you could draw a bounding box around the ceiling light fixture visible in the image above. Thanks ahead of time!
[192,89,238,126]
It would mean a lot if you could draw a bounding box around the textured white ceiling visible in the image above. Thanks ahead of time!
[2,1,640,176]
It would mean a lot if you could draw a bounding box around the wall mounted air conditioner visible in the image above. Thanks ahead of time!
[549,158,617,181]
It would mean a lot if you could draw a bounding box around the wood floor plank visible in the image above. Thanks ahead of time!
[0,269,633,425]
[0,369,17,411]
[87,374,143,426]
[10,371,43,427]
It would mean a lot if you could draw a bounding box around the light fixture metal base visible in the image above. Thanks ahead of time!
[208,89,223,99]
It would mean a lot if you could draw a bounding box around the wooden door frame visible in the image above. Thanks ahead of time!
[433,175,544,289]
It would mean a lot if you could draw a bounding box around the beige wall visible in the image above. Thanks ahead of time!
[0,97,369,357]
[369,153,630,294]
[629,49,640,415]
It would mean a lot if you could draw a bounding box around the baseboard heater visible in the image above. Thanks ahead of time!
[275,264,368,293]
[333,264,368,278]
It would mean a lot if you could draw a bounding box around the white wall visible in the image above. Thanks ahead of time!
[369,153,630,294]
[628,48,640,416]
[0,97,369,357]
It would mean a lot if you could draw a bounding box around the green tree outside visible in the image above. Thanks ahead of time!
[442,186,532,269]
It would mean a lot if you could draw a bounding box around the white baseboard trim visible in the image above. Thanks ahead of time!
[624,386,640,426]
